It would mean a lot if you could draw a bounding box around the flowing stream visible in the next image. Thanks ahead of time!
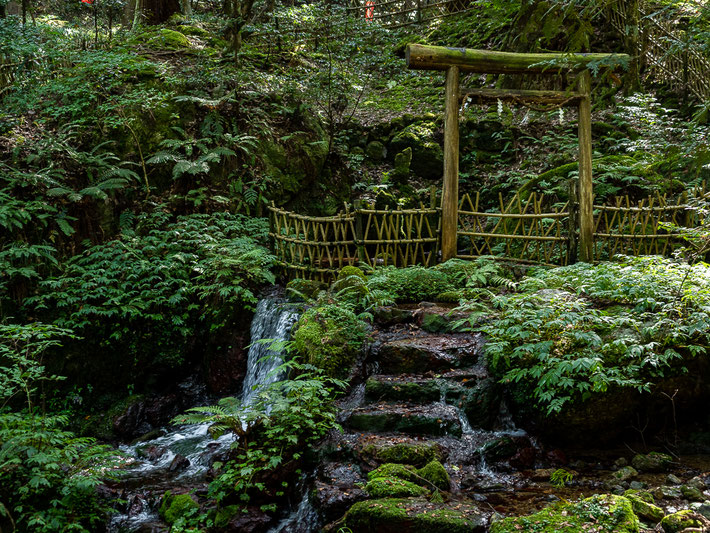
[108,297,299,533]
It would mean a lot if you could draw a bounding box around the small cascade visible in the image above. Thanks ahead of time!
[241,298,299,404]
[108,296,299,533]
[267,483,321,533]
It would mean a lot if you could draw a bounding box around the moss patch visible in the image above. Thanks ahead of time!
[489,494,639,533]
[345,498,485,533]
[159,491,199,525]
[368,463,418,483]
[364,442,443,467]
[365,477,429,498]
[417,460,450,491]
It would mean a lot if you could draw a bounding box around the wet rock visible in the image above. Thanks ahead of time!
[489,494,638,533]
[373,306,415,326]
[681,485,705,502]
[344,497,486,532]
[113,394,182,439]
[365,375,443,404]
[455,377,502,430]
[545,449,568,465]
[688,474,710,490]
[668,474,683,484]
[220,506,274,532]
[137,445,168,461]
[614,457,629,468]
[347,403,462,437]
[696,501,710,519]
[632,452,673,473]
[481,436,532,465]
[629,480,647,490]
[509,447,536,470]
[168,454,190,472]
[312,463,367,522]
[360,439,444,467]
[127,495,145,516]
[373,333,480,374]
[530,468,557,482]
[204,328,250,395]
[654,485,683,500]
[660,510,706,533]
[614,466,639,481]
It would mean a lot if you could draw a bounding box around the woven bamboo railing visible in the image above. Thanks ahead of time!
[456,191,572,267]
[269,187,705,280]
[606,0,710,101]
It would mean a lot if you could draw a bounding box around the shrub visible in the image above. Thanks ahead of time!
[367,265,453,302]
[292,304,368,379]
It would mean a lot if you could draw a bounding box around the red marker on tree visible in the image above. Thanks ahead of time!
[365,1,374,21]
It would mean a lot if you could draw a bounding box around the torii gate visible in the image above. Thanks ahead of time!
[405,44,630,264]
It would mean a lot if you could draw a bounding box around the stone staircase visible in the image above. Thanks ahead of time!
[310,302,524,532]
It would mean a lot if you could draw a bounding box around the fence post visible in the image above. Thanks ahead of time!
[567,179,579,264]
[577,70,594,263]
[354,199,366,265]
[441,65,460,262]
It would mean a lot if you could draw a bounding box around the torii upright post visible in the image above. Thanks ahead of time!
[405,44,629,264]
[442,66,460,263]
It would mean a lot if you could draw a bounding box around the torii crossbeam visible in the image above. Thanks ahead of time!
[405,44,630,263]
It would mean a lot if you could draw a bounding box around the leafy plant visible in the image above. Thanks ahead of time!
[174,357,345,512]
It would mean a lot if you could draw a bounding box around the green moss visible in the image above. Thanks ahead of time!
[345,498,485,533]
[368,463,418,482]
[158,491,199,525]
[292,304,367,379]
[214,505,239,528]
[660,510,703,533]
[631,452,673,473]
[625,495,663,523]
[365,477,429,498]
[489,494,639,533]
[417,460,450,491]
[145,29,192,49]
[178,24,209,37]
[365,378,442,403]
[363,442,442,467]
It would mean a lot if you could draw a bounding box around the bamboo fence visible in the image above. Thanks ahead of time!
[270,187,706,280]
[606,0,710,101]
[456,191,572,267]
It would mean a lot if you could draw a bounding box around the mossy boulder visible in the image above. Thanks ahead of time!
[489,494,639,533]
[681,485,705,501]
[178,24,209,37]
[344,498,486,532]
[417,460,450,491]
[389,122,443,180]
[614,466,639,481]
[632,452,673,473]
[159,491,199,525]
[393,147,412,182]
[293,304,367,379]
[214,505,240,528]
[366,140,387,161]
[660,510,704,533]
[368,463,418,483]
[148,29,192,49]
[363,441,443,467]
[348,404,462,437]
[623,491,663,523]
[331,266,368,302]
[365,477,429,498]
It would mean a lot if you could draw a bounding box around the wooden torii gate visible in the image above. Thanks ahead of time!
[405,44,630,263]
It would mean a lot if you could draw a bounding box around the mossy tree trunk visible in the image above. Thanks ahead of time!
[225,0,255,56]
[132,0,179,28]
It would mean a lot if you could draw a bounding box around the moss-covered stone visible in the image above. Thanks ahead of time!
[148,29,192,49]
[214,505,240,528]
[344,498,485,532]
[389,122,443,180]
[632,452,673,473]
[178,24,209,36]
[293,304,367,379]
[393,147,412,181]
[368,463,418,483]
[660,510,704,533]
[623,493,663,523]
[365,477,429,498]
[159,491,199,525]
[365,377,443,404]
[681,485,705,501]
[614,466,639,481]
[489,494,639,533]
[366,140,387,161]
[417,460,450,491]
[348,404,462,437]
[364,442,443,467]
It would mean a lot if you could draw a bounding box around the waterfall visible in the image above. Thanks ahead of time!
[108,296,299,533]
[241,298,299,404]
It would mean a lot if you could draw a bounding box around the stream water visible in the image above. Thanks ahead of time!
[107,297,299,533]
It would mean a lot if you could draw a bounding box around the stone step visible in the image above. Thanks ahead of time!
[370,332,482,374]
[343,497,486,533]
[364,370,501,430]
[346,402,463,437]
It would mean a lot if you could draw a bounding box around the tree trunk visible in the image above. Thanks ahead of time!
[181,0,192,16]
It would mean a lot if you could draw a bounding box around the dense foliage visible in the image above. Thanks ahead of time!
[469,257,710,413]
